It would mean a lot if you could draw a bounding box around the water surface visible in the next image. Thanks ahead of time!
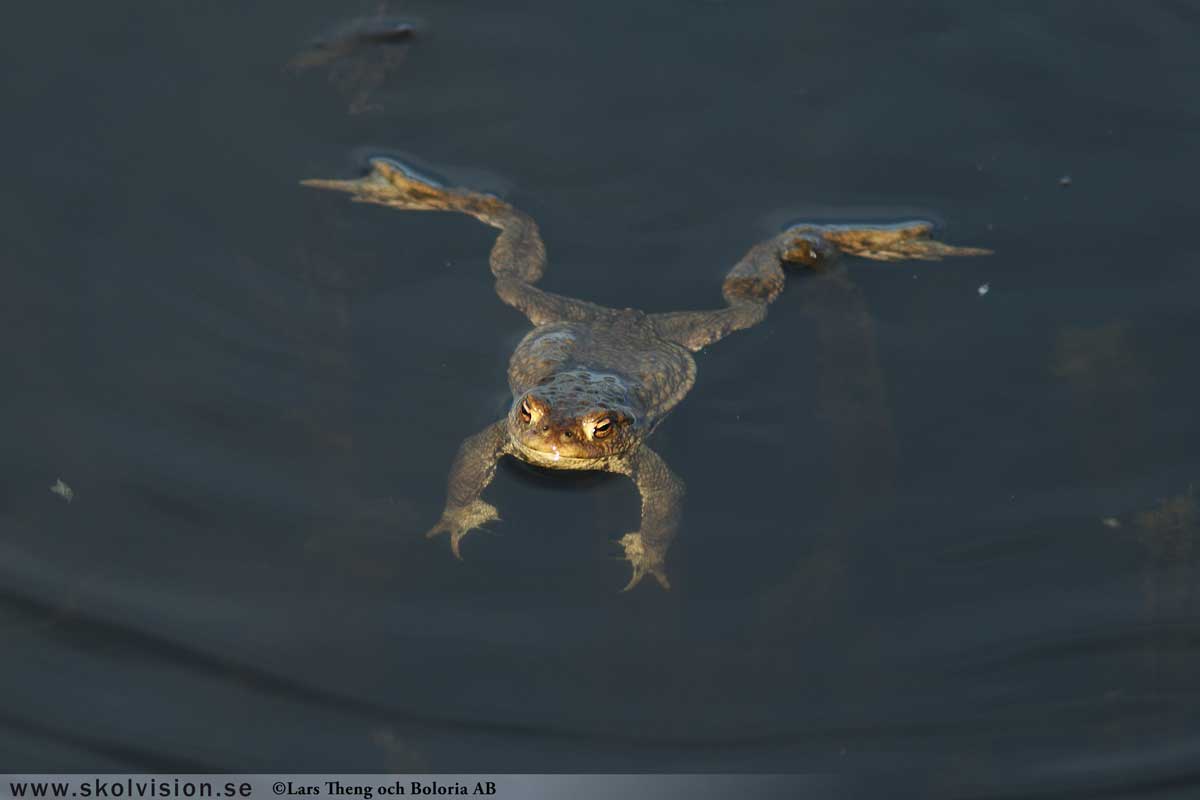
[3,2,1200,794]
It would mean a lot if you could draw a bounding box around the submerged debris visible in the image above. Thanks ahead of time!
[1136,487,1197,555]
[1101,516,1121,529]
[287,10,421,114]
[289,17,417,70]
[50,478,74,503]
[1059,175,1072,188]
[977,282,990,296]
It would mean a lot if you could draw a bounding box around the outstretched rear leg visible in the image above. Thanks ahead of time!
[651,221,990,350]
[303,158,605,325]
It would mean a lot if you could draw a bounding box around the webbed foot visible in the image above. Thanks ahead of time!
[425,499,500,560]
[784,221,991,264]
[618,532,671,592]
[302,157,469,212]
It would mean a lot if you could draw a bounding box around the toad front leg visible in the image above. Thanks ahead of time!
[611,446,685,591]
[426,420,510,559]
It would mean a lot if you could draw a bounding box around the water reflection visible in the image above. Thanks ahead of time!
[1051,317,1198,767]
[1134,486,1199,674]
[1051,321,1194,664]
[756,265,897,633]
[243,217,422,585]
[1052,322,1153,481]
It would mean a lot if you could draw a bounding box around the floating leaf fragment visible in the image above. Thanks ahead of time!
[50,479,74,503]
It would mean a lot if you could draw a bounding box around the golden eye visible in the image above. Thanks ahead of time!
[593,418,613,439]
[520,399,533,424]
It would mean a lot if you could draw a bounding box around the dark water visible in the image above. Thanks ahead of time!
[4,0,1200,794]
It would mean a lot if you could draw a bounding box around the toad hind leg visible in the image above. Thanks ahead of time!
[303,157,605,325]
[425,420,510,559]
[802,220,992,263]
[651,221,990,351]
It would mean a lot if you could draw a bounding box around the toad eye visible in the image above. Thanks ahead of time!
[520,399,533,424]
[593,417,613,439]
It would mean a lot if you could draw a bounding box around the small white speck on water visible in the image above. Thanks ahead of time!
[50,478,74,503]
[1102,517,1122,529]
[1059,175,1072,187]
[978,283,990,296]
